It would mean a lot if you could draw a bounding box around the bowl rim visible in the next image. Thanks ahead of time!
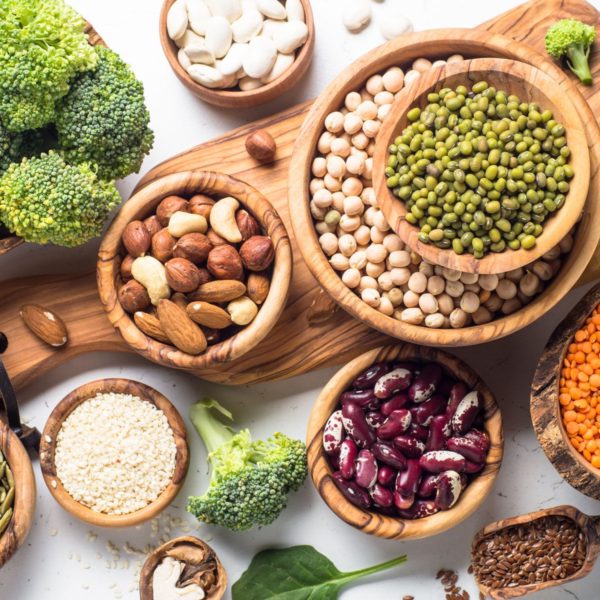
[39,378,189,528]
[306,343,504,540]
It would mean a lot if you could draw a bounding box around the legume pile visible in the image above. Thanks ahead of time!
[471,516,586,589]
[0,449,14,536]
[560,303,600,469]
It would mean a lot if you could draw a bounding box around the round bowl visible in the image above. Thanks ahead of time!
[531,282,600,501]
[306,343,504,540]
[159,0,315,109]
[373,58,589,276]
[97,170,292,372]
[0,421,36,567]
[289,28,600,347]
[39,378,189,527]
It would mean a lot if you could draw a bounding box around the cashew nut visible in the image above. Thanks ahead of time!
[209,196,243,243]
[131,256,171,305]
[168,211,208,237]
[227,295,258,325]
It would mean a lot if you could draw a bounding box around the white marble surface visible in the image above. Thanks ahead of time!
[2,0,600,598]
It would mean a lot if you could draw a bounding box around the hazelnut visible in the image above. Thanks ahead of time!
[171,292,190,310]
[152,229,176,262]
[197,267,213,287]
[122,220,151,257]
[119,280,151,313]
[207,229,228,247]
[239,236,275,272]
[165,258,201,293]
[156,195,189,226]
[236,209,261,241]
[120,255,135,281]
[189,194,215,219]
[143,215,162,238]
[202,327,221,345]
[245,129,276,163]
[246,272,270,305]
[173,233,212,264]
[207,245,244,281]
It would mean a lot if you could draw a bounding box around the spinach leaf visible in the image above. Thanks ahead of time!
[232,545,407,600]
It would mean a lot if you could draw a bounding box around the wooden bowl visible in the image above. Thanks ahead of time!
[139,536,227,600]
[39,378,189,527]
[97,170,292,372]
[306,343,503,540]
[0,421,36,567]
[373,58,590,275]
[531,283,600,501]
[159,0,315,109]
[289,28,600,347]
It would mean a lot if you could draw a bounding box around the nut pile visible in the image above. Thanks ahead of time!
[167,0,308,91]
[309,55,573,329]
[119,193,274,355]
[472,516,586,589]
[323,359,490,518]
[0,449,14,536]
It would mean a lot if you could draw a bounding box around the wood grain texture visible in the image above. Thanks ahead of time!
[159,0,315,108]
[531,283,600,500]
[38,378,189,528]
[472,505,600,598]
[306,344,503,540]
[373,58,590,275]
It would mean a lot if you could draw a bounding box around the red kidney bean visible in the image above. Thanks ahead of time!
[437,376,455,396]
[446,436,487,463]
[329,448,341,470]
[417,473,439,498]
[395,459,421,496]
[393,435,425,458]
[374,368,413,399]
[365,411,386,429]
[451,391,481,435]
[408,363,443,403]
[370,483,394,507]
[340,389,379,410]
[420,450,466,473]
[342,402,376,448]
[333,472,371,509]
[394,490,415,510]
[459,472,469,489]
[381,393,409,416]
[435,470,463,510]
[352,362,390,390]
[464,459,485,474]
[464,428,490,451]
[425,414,452,452]
[446,381,469,416]
[323,410,344,454]
[372,442,407,470]
[411,393,446,426]
[408,422,429,441]
[338,439,358,479]
[397,499,439,519]
[355,449,378,489]
[377,409,412,439]
[377,465,397,487]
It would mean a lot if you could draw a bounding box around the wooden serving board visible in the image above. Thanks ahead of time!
[2,0,600,391]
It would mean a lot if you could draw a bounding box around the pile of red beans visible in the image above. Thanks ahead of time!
[323,359,490,519]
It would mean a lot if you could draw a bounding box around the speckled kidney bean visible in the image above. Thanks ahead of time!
[372,442,407,470]
[381,393,409,416]
[377,465,397,487]
[408,422,429,441]
[417,473,439,498]
[446,436,487,463]
[396,499,439,520]
[340,389,379,409]
[333,472,371,509]
[396,459,421,497]
[408,363,443,403]
[376,409,412,439]
[393,435,425,458]
[370,483,394,507]
[352,362,390,390]
[374,368,413,399]
[446,381,469,416]
[464,428,490,451]
[365,411,386,429]
[435,470,462,510]
[323,410,344,454]
[342,402,376,447]
[411,393,446,426]
[355,449,378,489]
[425,414,452,452]
[420,450,466,473]
[464,459,485,474]
[451,391,482,435]
[339,438,358,480]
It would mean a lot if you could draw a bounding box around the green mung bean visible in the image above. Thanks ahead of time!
[0,450,14,537]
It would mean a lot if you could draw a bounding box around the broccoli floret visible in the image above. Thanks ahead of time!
[0,0,98,132]
[0,151,120,246]
[187,399,308,532]
[545,19,597,85]
[56,46,154,180]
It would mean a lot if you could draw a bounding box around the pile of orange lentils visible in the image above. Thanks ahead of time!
[560,305,600,469]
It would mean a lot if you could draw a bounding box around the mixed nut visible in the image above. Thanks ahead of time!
[323,359,490,518]
[119,192,274,355]
[0,449,14,536]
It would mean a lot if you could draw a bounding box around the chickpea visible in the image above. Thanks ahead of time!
[408,271,427,294]
[383,233,403,253]
[410,251,421,266]
[366,141,376,157]
[370,226,386,244]
[378,271,395,291]
[387,287,404,306]
[478,289,491,304]
[391,267,411,286]
[343,195,364,216]
[496,278,517,300]
[359,275,378,291]
[363,158,373,181]
[463,283,480,294]
[324,174,342,192]
[403,290,420,308]
[330,137,351,158]
[363,119,381,138]
[363,206,377,226]
[542,245,561,261]
[559,234,574,254]
[319,232,338,256]
[361,187,377,207]
[502,297,523,315]
[310,201,327,220]
[342,177,363,197]
[412,57,433,72]
[342,268,361,288]
[419,293,438,314]
[437,293,454,315]
[484,293,503,313]
[372,210,390,232]
[365,74,384,96]
[338,233,357,257]
[366,243,388,263]
[377,104,392,121]
[361,287,381,307]
[418,262,434,277]
[431,59,446,68]
[400,307,425,325]
[344,91,362,111]
[351,132,370,150]
[425,313,445,328]
[346,154,365,175]
[350,146,368,160]
[460,272,478,285]
[447,54,464,63]
[360,89,373,102]
[313,188,333,208]
[532,260,554,281]
[349,250,368,270]
[315,221,334,235]
[326,155,346,179]
[312,157,327,178]
[427,275,445,296]
[332,191,346,212]
[442,267,461,282]
[449,308,468,328]
[378,295,394,316]
[329,253,349,271]
[388,249,411,268]
[344,113,363,135]
[404,69,421,87]
[478,274,499,291]
[506,268,524,283]
[318,131,335,154]
[472,306,492,325]
[309,178,325,195]
[520,272,540,297]
[339,214,361,232]
[356,100,378,120]
[382,67,404,93]
[353,225,371,246]
[366,261,385,278]
[325,111,344,133]
[445,280,464,298]
[460,291,480,314]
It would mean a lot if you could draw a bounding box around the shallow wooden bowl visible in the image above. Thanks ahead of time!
[159,0,315,109]
[39,378,189,528]
[289,29,600,347]
[373,58,589,275]
[306,343,503,540]
[97,170,292,372]
[0,421,36,567]
[531,283,600,501]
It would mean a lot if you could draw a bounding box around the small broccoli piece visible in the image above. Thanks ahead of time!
[0,151,120,247]
[56,46,154,180]
[0,0,98,132]
[187,399,308,532]
[545,19,597,85]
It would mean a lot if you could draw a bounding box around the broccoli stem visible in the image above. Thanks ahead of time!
[566,42,593,85]
[190,399,236,455]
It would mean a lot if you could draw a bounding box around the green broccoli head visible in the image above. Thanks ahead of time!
[56,46,154,181]
[0,151,120,246]
[545,19,597,85]
[187,399,308,532]
[0,0,98,132]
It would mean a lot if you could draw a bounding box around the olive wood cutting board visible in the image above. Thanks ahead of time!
[2,0,600,391]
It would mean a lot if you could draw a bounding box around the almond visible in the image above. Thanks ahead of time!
[165,257,201,292]
[157,299,207,355]
[186,301,232,329]
[20,304,68,348]
[189,280,246,303]
[171,292,189,310]
[134,311,171,344]
[122,220,151,257]
[247,272,270,305]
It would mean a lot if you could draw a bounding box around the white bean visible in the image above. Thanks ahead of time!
[425,313,445,328]
[260,51,295,83]
[419,293,438,314]
[460,291,480,314]
[273,20,308,53]
[243,35,277,77]
[496,278,517,300]
[449,308,468,328]
[427,275,445,296]
[187,0,211,35]
[256,0,286,19]
[231,9,263,42]
[400,307,425,325]
[379,8,413,40]
[205,16,233,58]
[167,0,188,40]
[285,0,305,21]
[408,271,427,294]
[343,0,372,32]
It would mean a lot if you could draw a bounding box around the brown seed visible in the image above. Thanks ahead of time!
[20,304,69,348]
[156,196,189,226]
[245,129,276,162]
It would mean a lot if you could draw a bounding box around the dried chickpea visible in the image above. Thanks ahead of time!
[312,157,327,177]
[427,275,445,296]
[403,290,420,308]
[363,120,380,138]
[377,104,392,121]
[339,214,361,232]
[478,274,499,291]
[330,253,349,271]
[374,90,394,105]
[472,306,492,325]
[344,113,363,135]
[533,260,554,281]
[351,132,370,150]
[325,111,344,133]
[370,226,386,244]
[356,101,378,120]
[331,137,351,157]
[437,293,455,316]
[361,187,376,206]
[445,280,464,298]
[345,91,362,111]
[460,291,480,314]
[378,271,395,291]
[520,272,541,297]
[449,308,468,328]
[324,174,342,192]
[359,275,378,290]
[361,287,381,307]
[343,195,364,216]
[425,313,445,328]
[349,250,367,270]
[319,232,338,256]
[404,69,420,86]
[354,226,371,246]
[332,191,346,212]
[313,188,333,208]
[366,261,385,278]
[318,131,335,154]
[408,271,427,294]
[382,67,404,93]
[372,210,390,232]
[400,307,424,325]
[346,154,365,175]
[496,278,517,300]
[338,234,357,257]
[309,178,325,195]
[366,243,387,264]
[365,74,384,95]
[383,234,403,253]
[342,177,363,196]
[342,268,361,289]
[388,250,411,268]
[391,267,411,286]
[327,155,346,178]
[387,288,404,306]
[419,293,438,314]
[502,297,523,315]
[412,57,432,72]
[378,296,394,316]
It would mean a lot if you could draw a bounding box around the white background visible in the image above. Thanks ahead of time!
[1,1,600,599]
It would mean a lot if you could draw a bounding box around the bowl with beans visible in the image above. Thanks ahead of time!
[306,343,503,540]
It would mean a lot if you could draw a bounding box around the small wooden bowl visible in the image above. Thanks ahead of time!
[306,343,503,540]
[373,58,590,275]
[531,283,600,501]
[159,0,315,109]
[139,536,227,600]
[39,378,189,528]
[0,421,36,567]
[97,170,292,373]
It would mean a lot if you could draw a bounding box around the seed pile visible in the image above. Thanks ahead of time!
[386,81,573,257]
[471,516,586,589]
[0,449,14,536]
[436,568,478,600]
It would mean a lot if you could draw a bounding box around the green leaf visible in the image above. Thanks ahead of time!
[232,545,407,600]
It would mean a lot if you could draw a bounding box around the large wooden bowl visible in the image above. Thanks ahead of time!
[373,58,589,275]
[306,343,503,540]
[97,170,292,372]
[159,0,315,109]
[39,378,189,527]
[0,421,36,567]
[289,28,600,347]
[531,283,600,501]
